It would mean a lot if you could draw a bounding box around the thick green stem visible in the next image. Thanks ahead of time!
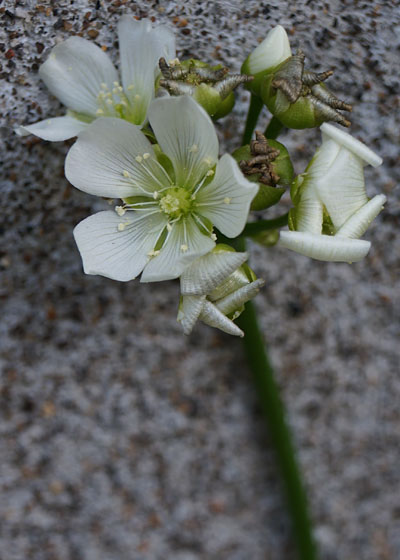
[265,115,284,139]
[242,213,289,237]
[237,294,317,560]
[242,94,263,145]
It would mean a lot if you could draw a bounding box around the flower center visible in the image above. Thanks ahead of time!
[95,81,144,124]
[159,187,192,219]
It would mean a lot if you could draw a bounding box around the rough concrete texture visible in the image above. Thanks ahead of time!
[1,0,400,559]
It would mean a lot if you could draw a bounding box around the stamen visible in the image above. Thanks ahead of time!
[180,244,189,252]
[118,222,128,231]
[115,206,126,216]
[188,144,198,153]
[122,170,131,178]
[135,155,143,163]
[224,197,231,204]
[147,249,161,257]
[143,153,151,160]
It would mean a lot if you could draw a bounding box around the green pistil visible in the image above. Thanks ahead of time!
[159,187,192,219]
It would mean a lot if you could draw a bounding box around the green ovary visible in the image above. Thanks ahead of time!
[159,187,192,219]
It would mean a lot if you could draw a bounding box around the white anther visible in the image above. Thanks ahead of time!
[180,244,189,252]
[113,81,119,87]
[135,155,143,163]
[188,144,198,153]
[101,82,108,89]
[143,153,151,160]
[147,249,161,257]
[153,191,159,200]
[166,223,173,232]
[96,109,104,115]
[115,206,126,216]
[169,58,180,66]
[122,170,131,178]
[224,197,231,204]
[211,233,217,241]
[118,222,128,231]
[206,169,214,176]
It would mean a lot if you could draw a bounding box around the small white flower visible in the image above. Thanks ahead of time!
[16,16,175,141]
[178,246,265,337]
[242,25,291,76]
[65,96,258,283]
[278,123,386,262]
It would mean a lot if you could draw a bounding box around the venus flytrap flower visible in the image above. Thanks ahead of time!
[17,16,175,141]
[177,245,265,337]
[278,123,386,262]
[65,96,258,282]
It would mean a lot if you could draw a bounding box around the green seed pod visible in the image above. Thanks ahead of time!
[233,137,293,211]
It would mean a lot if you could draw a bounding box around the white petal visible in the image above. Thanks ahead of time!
[40,37,118,115]
[336,194,387,239]
[199,300,244,337]
[295,191,323,234]
[118,16,175,125]
[65,117,171,198]
[278,231,371,262]
[141,215,215,282]
[180,250,248,295]
[215,279,265,315]
[195,154,258,237]
[73,210,167,282]
[148,96,219,188]
[244,26,291,75]
[313,146,368,229]
[320,123,383,168]
[177,295,206,335]
[16,115,89,141]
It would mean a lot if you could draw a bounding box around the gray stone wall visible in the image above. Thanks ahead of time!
[1,1,399,558]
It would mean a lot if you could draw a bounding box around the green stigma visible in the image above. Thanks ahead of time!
[159,187,192,219]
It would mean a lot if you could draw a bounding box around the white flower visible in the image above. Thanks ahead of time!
[65,96,258,283]
[278,123,386,262]
[242,25,291,76]
[16,16,175,141]
[178,246,265,337]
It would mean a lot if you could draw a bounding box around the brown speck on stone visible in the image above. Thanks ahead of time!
[35,42,44,54]
[88,29,99,39]
[101,45,107,52]
[63,20,73,31]
[41,401,56,418]
[5,49,15,60]
[181,28,191,36]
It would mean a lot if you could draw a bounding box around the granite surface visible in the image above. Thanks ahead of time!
[1,1,400,559]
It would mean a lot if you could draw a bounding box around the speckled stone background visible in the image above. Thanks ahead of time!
[1,1,400,559]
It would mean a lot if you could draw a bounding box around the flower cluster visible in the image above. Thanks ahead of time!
[18,16,386,336]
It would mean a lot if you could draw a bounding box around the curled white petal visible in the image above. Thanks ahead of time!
[278,230,371,262]
[195,154,258,237]
[73,210,167,282]
[149,96,219,189]
[320,123,383,168]
[40,37,118,115]
[180,250,248,295]
[177,295,206,335]
[244,25,291,75]
[215,279,265,316]
[336,194,387,239]
[199,300,244,337]
[16,115,89,141]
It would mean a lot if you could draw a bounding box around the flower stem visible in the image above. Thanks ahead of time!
[242,212,289,237]
[242,94,263,145]
[265,115,284,139]
[236,284,317,560]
